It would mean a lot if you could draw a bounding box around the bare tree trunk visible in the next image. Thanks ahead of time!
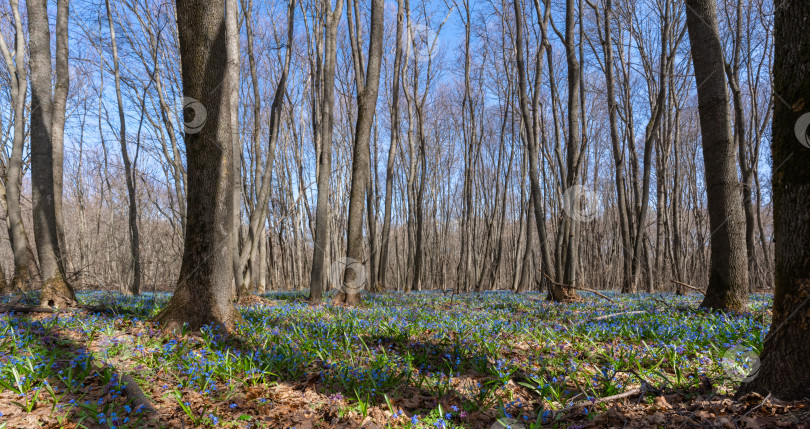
[52,0,70,275]
[154,0,240,331]
[237,0,295,297]
[257,229,267,294]
[410,112,427,293]
[227,0,241,298]
[28,0,76,307]
[378,0,404,292]
[105,0,141,295]
[596,0,632,294]
[0,0,41,293]
[309,0,345,304]
[724,0,758,291]
[738,0,809,400]
[513,0,574,301]
[335,0,384,305]
[0,263,7,294]
[685,0,749,311]
[516,192,534,294]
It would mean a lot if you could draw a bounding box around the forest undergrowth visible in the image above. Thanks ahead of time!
[1,291,808,428]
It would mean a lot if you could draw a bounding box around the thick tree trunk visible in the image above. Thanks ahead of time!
[154,0,240,331]
[28,0,76,308]
[685,0,749,311]
[737,0,810,400]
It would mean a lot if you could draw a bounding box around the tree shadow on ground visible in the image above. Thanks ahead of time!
[0,312,157,428]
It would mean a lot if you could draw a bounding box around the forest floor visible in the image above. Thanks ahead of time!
[1,290,808,429]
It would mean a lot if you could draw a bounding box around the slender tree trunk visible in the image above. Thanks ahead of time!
[513,0,565,299]
[227,0,242,297]
[237,0,295,297]
[598,0,632,294]
[410,113,427,293]
[335,0,384,305]
[517,192,534,294]
[685,0,749,311]
[309,0,345,304]
[106,0,141,295]
[154,0,240,331]
[737,0,810,400]
[725,0,757,291]
[378,0,404,292]
[52,0,70,275]
[0,0,41,293]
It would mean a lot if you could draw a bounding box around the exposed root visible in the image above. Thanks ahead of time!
[40,275,77,308]
[153,299,242,334]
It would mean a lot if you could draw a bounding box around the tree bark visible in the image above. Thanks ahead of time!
[308,0,344,304]
[513,0,575,301]
[236,0,295,297]
[737,0,810,401]
[684,0,749,311]
[28,0,76,308]
[105,0,142,295]
[0,0,41,293]
[377,0,405,293]
[154,0,240,331]
[597,0,632,295]
[227,0,241,298]
[52,0,70,275]
[335,0,384,306]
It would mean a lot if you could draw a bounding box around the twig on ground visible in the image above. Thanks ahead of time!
[567,388,642,410]
[737,393,772,421]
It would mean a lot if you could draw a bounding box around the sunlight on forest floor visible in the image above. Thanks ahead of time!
[1,291,808,428]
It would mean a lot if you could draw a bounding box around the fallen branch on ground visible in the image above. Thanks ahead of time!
[670,280,705,295]
[589,310,647,322]
[0,295,24,312]
[120,373,158,416]
[0,304,122,314]
[538,272,617,303]
[568,388,642,410]
[0,306,63,314]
